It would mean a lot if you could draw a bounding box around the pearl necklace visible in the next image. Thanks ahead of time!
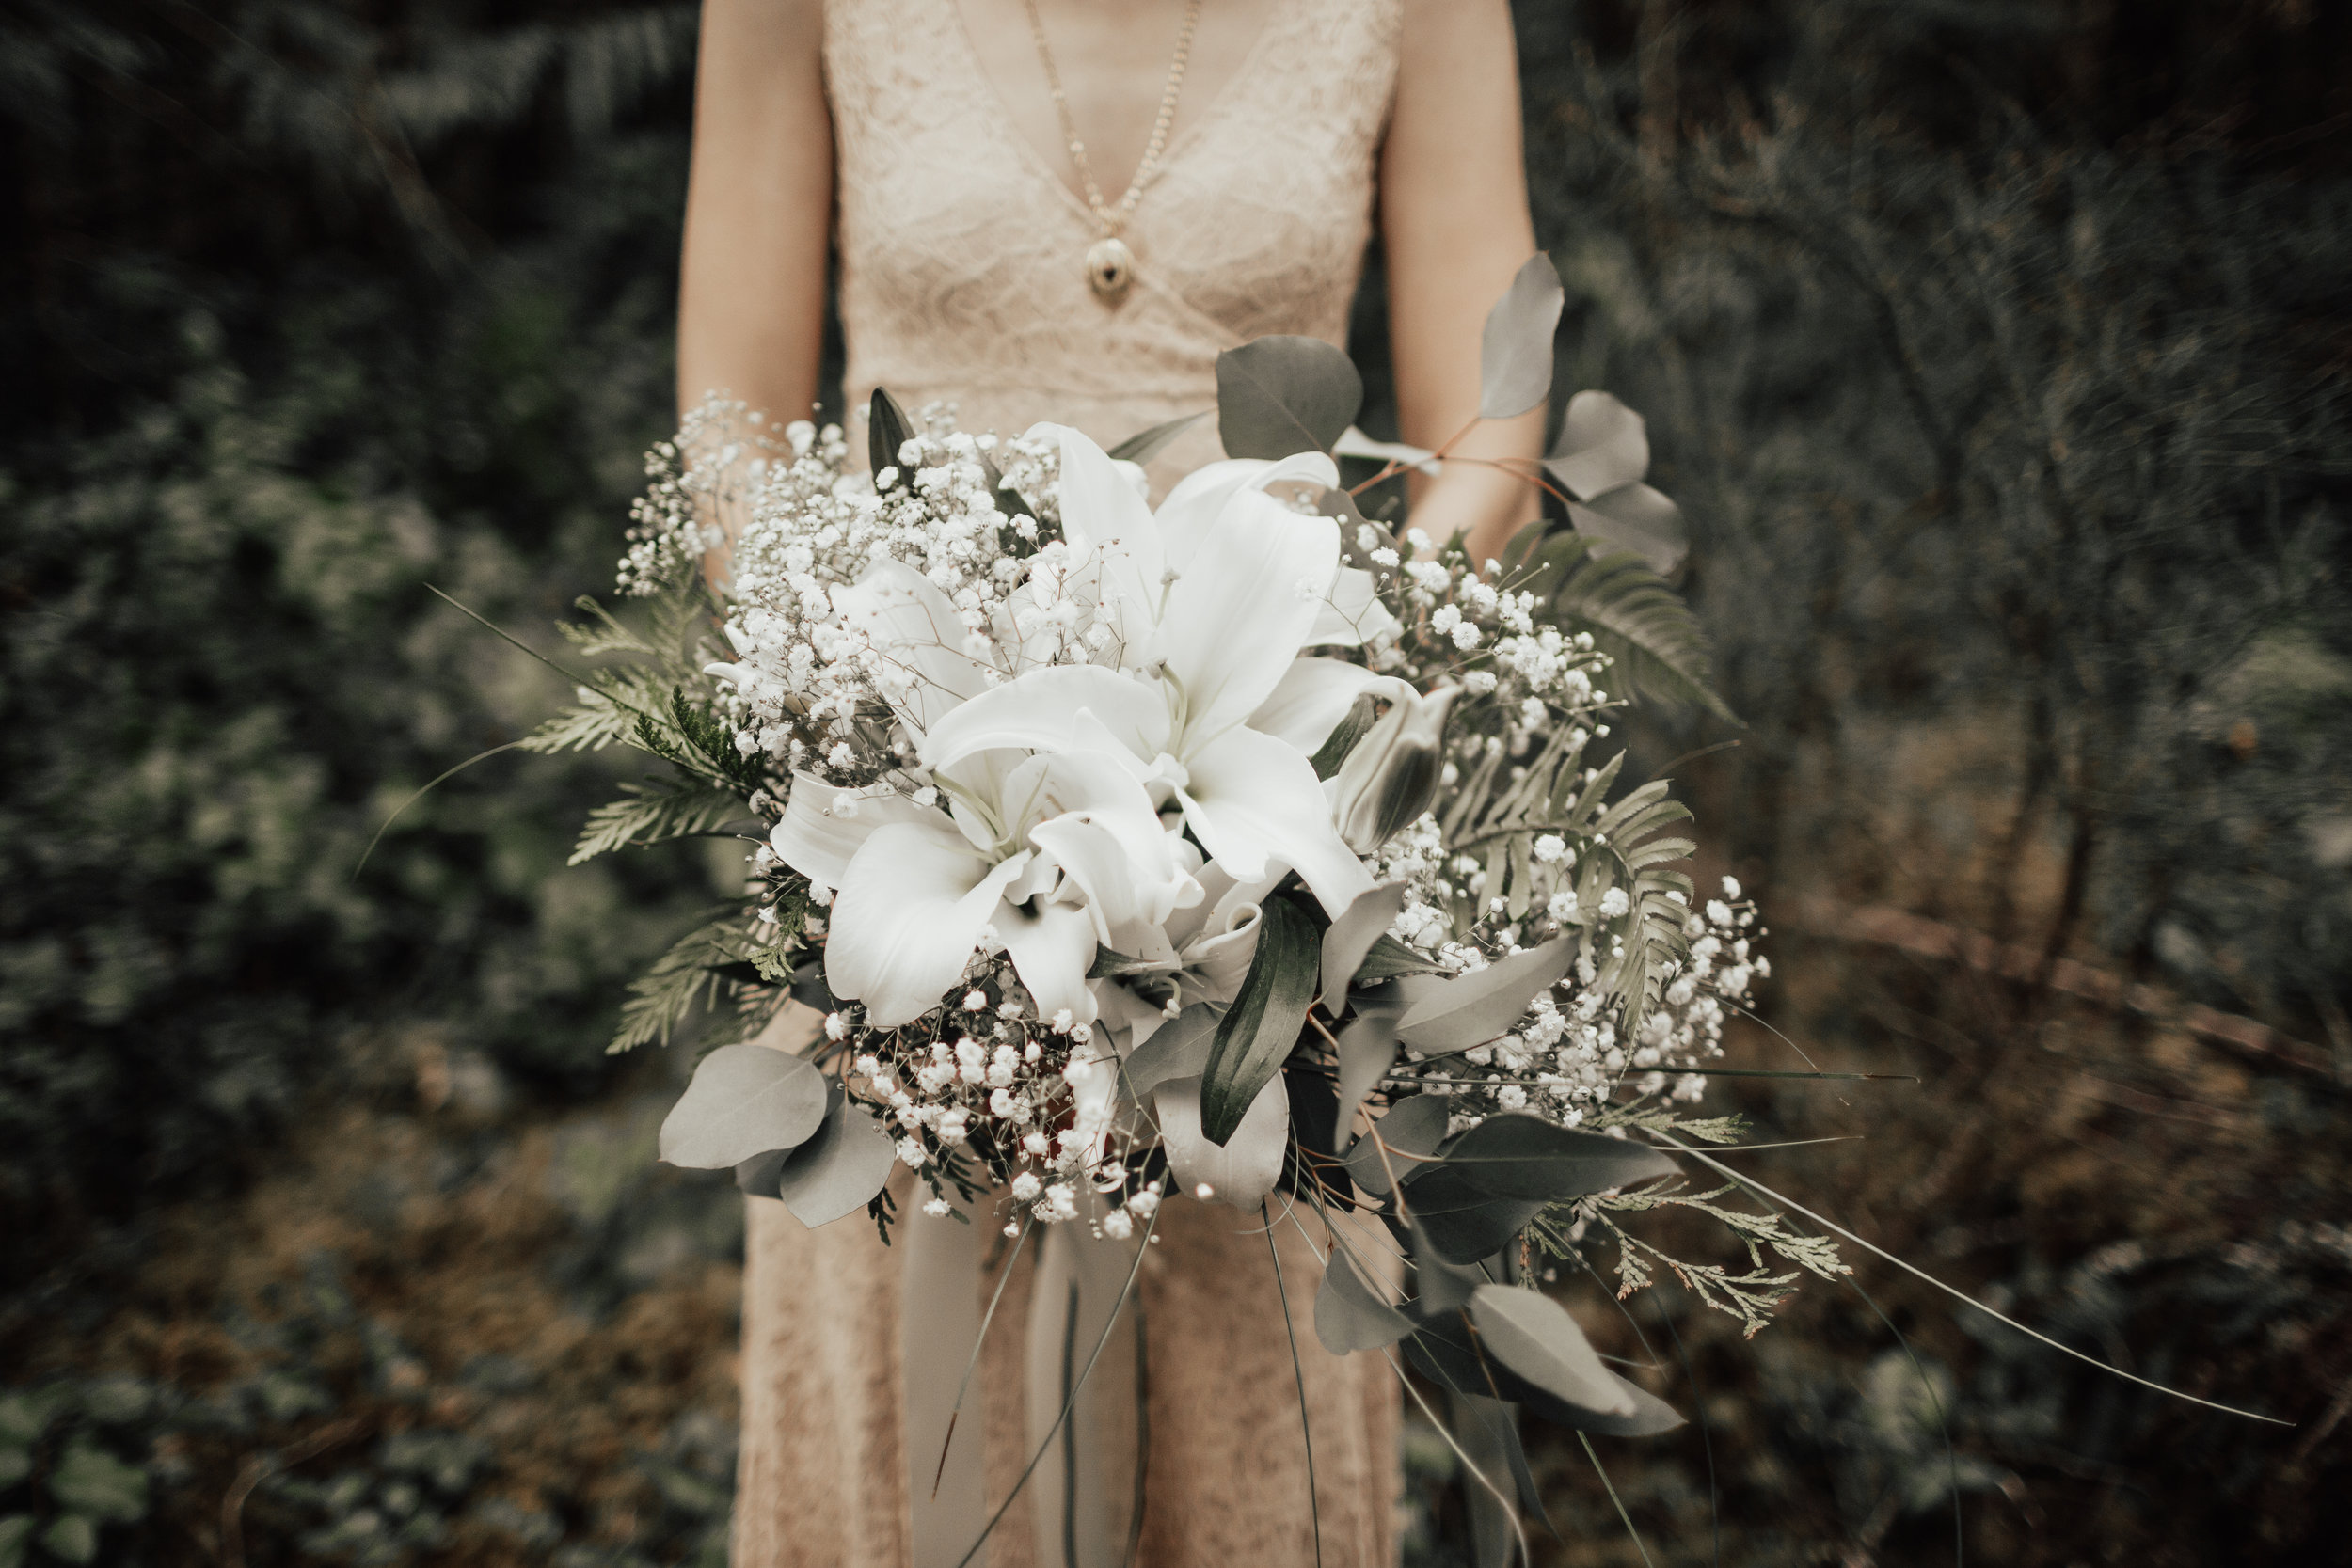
[1021,0,1205,301]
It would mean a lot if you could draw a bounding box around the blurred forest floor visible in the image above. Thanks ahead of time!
[4,2,2349,1564]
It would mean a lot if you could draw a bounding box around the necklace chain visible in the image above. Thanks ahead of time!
[1021,0,1204,238]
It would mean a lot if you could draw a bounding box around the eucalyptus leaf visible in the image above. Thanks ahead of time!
[1406,1312,1680,1437]
[733,1146,787,1198]
[1470,1285,1633,1417]
[1453,1389,1519,1568]
[1343,1091,1451,1196]
[867,387,915,486]
[1398,1165,1546,1264]
[1394,937,1577,1052]
[1554,1373,1686,1438]
[1199,895,1322,1145]
[0,1516,32,1568]
[1330,1001,1402,1156]
[1460,1391,1560,1539]
[1322,881,1406,996]
[1569,483,1687,576]
[1314,1248,1415,1354]
[1438,1113,1677,1202]
[1543,389,1650,500]
[658,1044,830,1170]
[1105,409,1210,465]
[1216,336,1363,459]
[772,1084,898,1228]
[1120,1003,1223,1101]
[1479,253,1565,420]
[1406,1218,1490,1314]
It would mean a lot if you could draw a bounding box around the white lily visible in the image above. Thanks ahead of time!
[1024,424,1398,668]
[919,465,1375,918]
[769,562,1199,1029]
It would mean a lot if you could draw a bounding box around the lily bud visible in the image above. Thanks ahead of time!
[1330,685,1459,854]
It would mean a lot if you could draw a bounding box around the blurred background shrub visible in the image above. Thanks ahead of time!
[1,0,2345,1563]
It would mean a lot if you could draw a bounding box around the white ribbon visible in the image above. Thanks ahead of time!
[901,1208,1143,1568]
[902,1202,989,1567]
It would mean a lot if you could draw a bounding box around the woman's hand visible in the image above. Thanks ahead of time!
[1381,0,1547,573]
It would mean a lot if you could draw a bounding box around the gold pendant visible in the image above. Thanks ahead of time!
[1086,235,1135,300]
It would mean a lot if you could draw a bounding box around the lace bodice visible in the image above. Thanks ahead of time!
[824,0,1401,481]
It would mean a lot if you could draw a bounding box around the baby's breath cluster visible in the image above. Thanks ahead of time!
[1386,878,1769,1136]
[618,396,782,595]
[704,411,1065,785]
[827,969,1163,1235]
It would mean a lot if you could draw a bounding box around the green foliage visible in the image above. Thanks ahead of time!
[604,868,809,1058]
[1438,727,1696,1028]
[569,779,744,866]
[0,0,714,1230]
[1504,530,1736,722]
[0,1382,154,1568]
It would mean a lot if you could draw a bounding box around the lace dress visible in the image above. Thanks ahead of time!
[734,2,1403,1563]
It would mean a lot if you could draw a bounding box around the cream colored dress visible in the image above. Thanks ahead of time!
[734,1,1403,1563]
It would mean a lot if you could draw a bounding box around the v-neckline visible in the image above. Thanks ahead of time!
[944,0,1289,235]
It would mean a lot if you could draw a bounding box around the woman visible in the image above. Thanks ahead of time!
[676,1,1544,1562]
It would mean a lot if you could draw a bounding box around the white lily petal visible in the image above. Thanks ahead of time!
[1154,451,1342,578]
[1157,489,1341,747]
[1033,423,1165,652]
[825,824,1032,1028]
[1183,902,1264,1003]
[770,771,941,888]
[1030,814,1183,950]
[831,558,993,736]
[1177,724,1374,918]
[995,895,1101,1026]
[1307,565,1402,648]
[1155,1073,1290,1208]
[920,664,1170,774]
[1248,658,1407,755]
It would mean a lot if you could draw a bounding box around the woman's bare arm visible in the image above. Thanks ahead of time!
[676,0,832,430]
[1380,0,1545,572]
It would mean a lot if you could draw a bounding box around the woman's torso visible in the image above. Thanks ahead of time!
[824,0,1402,475]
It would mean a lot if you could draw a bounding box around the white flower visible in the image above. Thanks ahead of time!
[771,718,1188,1026]
[921,436,1377,919]
[1011,1172,1042,1201]
[1721,876,1741,900]
[1533,834,1568,863]
[1598,887,1631,919]
[1102,1208,1134,1240]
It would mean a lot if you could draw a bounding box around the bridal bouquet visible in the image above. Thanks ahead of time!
[520,256,1848,1546]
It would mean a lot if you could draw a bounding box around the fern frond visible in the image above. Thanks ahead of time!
[609,906,774,1054]
[556,595,656,657]
[1510,532,1738,722]
[521,690,633,754]
[570,778,746,865]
